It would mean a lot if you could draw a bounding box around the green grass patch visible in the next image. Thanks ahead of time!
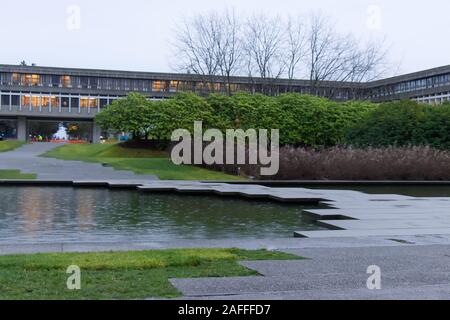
[0,249,300,300]
[0,170,36,180]
[42,143,244,181]
[0,140,25,153]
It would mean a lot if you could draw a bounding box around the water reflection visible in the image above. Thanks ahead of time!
[0,187,320,243]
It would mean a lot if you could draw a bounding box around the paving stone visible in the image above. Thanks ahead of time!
[294,228,450,238]
[318,219,450,230]
[171,245,450,299]
[177,285,450,300]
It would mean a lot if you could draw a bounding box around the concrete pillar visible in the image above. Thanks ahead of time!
[92,123,102,143]
[17,117,27,141]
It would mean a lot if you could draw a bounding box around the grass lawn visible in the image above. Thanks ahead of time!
[0,249,300,300]
[0,170,36,180]
[0,140,25,153]
[42,143,244,180]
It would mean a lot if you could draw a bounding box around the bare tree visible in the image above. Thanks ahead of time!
[172,12,222,92]
[307,13,349,94]
[171,10,390,98]
[306,13,388,97]
[284,16,307,86]
[343,39,389,82]
[171,9,244,95]
[244,13,285,94]
[215,9,244,95]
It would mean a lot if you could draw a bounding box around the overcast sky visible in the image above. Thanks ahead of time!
[1,0,448,77]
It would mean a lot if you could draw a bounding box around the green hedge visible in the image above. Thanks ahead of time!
[96,92,450,150]
[97,92,377,147]
[346,100,450,150]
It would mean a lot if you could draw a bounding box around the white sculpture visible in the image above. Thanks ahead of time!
[53,123,69,140]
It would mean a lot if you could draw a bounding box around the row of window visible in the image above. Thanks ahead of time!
[0,73,186,93]
[0,72,364,98]
[372,73,450,97]
[0,94,112,109]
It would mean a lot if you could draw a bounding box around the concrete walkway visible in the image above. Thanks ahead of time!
[171,244,450,300]
[0,142,158,180]
[3,235,450,299]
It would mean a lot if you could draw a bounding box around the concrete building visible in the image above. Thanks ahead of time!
[1,64,450,142]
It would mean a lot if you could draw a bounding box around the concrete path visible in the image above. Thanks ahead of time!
[0,142,158,180]
[171,244,450,300]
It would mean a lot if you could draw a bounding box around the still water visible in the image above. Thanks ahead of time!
[0,187,321,243]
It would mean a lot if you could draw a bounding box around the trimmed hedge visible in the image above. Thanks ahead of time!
[97,93,450,150]
[347,100,450,150]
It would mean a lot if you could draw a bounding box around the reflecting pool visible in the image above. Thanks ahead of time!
[0,187,322,243]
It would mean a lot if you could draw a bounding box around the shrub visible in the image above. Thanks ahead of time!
[275,94,375,147]
[346,100,450,149]
[98,92,376,147]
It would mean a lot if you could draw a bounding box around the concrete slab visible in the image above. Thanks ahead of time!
[304,208,450,220]
[318,219,450,230]
[171,245,450,300]
[294,228,450,238]
[323,200,450,209]
[178,285,450,300]
[171,269,450,297]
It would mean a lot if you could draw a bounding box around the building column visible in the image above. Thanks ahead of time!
[17,117,27,141]
[92,122,102,143]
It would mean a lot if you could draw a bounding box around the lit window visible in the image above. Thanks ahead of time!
[152,81,167,92]
[80,98,89,108]
[89,98,98,108]
[62,76,71,87]
[42,97,50,107]
[12,73,20,84]
[21,95,30,106]
[21,95,41,107]
[79,98,98,108]
[23,74,40,86]
[33,96,41,107]
[169,81,179,92]
[51,96,59,107]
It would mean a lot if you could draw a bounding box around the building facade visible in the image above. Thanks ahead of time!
[1,64,450,142]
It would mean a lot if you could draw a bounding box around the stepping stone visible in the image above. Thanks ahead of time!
[304,208,450,220]
[318,219,450,230]
[322,201,450,209]
[294,228,450,238]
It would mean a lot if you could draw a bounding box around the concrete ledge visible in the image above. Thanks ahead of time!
[294,228,450,238]
[0,179,74,186]
[3,179,450,187]
[208,180,450,187]
[73,181,110,187]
